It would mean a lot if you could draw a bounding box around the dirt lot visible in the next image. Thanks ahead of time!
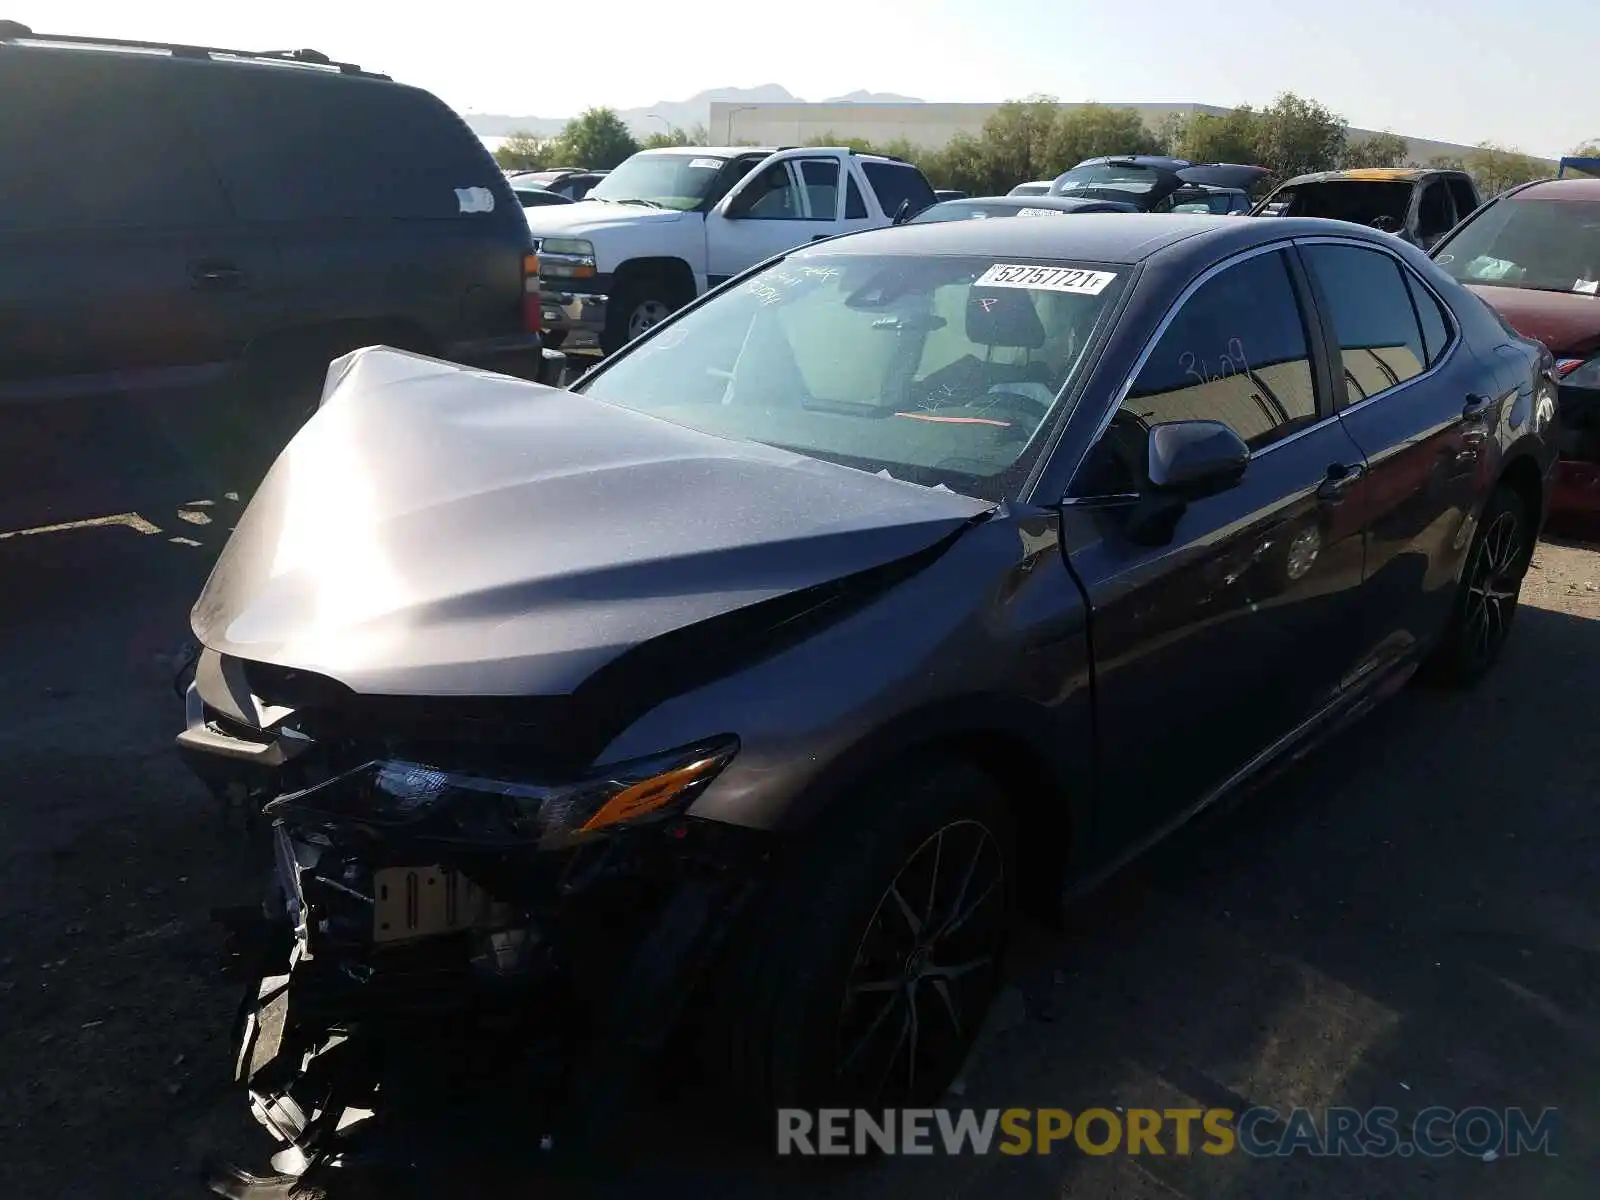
[0,442,1596,1196]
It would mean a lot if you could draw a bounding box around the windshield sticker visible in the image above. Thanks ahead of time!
[689,158,724,170]
[1575,278,1599,295]
[454,186,496,214]
[1015,207,1068,218]
[975,263,1118,296]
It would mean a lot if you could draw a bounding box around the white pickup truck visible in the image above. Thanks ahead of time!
[525,145,938,354]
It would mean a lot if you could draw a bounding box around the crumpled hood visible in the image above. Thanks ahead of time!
[1468,284,1600,359]
[191,348,992,698]
[524,199,690,239]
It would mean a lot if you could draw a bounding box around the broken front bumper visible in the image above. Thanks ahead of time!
[178,680,768,1182]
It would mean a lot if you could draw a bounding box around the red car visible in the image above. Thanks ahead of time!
[1431,177,1600,516]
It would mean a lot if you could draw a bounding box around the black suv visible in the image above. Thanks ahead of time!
[0,23,554,411]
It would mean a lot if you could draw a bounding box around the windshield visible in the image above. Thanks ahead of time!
[1434,197,1600,294]
[911,201,1078,224]
[1261,180,1413,226]
[1052,163,1169,197]
[586,153,728,211]
[574,254,1128,501]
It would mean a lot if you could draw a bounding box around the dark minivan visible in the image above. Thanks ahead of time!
[0,23,552,410]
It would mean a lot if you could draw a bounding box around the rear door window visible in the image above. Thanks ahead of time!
[181,68,503,221]
[1404,272,1453,364]
[0,56,231,230]
[1302,243,1428,402]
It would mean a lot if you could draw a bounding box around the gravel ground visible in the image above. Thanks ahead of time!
[0,404,1594,1197]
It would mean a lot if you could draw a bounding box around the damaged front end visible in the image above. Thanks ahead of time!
[177,655,764,1190]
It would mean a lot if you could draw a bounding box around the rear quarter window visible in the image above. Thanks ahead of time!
[862,161,936,218]
[179,67,508,222]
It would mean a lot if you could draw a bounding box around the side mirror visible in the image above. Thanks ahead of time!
[1369,214,1401,234]
[1147,420,1250,496]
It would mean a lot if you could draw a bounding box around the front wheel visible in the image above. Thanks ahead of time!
[1421,484,1532,687]
[601,275,689,355]
[706,761,1014,1120]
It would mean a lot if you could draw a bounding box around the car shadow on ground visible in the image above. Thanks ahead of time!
[275,603,1599,1200]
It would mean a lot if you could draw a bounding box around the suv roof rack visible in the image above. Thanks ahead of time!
[0,22,390,78]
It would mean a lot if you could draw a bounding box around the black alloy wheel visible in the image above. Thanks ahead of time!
[836,818,1008,1105]
[1462,503,1525,670]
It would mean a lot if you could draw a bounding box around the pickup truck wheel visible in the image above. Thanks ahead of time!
[704,760,1014,1124]
[602,275,688,355]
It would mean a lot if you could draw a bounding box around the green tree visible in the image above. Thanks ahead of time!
[554,107,640,170]
[1340,130,1410,169]
[1253,92,1347,178]
[1043,103,1163,171]
[1463,142,1550,197]
[977,96,1064,190]
[641,122,706,149]
[492,130,552,171]
[1170,106,1262,166]
[1572,140,1600,157]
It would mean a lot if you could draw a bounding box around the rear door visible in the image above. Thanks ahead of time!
[1060,246,1371,855]
[859,159,938,222]
[1297,237,1487,670]
[0,53,277,392]
[705,150,850,280]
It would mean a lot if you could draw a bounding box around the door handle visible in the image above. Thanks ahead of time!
[190,261,246,290]
[1316,461,1366,502]
[1461,393,1493,424]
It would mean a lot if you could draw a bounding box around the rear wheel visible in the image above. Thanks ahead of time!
[706,761,1014,1120]
[1422,484,1532,687]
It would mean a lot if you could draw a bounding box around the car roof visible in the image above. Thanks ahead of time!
[931,195,1134,212]
[1277,167,1452,187]
[1511,177,1600,201]
[798,213,1397,266]
[0,25,390,81]
[638,146,780,158]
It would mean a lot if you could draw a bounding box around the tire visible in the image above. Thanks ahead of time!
[706,760,1014,1121]
[601,273,689,356]
[1421,484,1533,687]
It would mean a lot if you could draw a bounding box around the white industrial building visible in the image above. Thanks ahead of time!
[707,100,1521,167]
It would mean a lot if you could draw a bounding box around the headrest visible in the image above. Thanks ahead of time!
[966,287,1046,349]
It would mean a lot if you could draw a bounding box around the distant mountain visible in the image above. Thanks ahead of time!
[465,85,925,140]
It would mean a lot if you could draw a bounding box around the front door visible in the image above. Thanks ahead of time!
[705,152,847,283]
[1060,246,1370,858]
[1297,238,1491,669]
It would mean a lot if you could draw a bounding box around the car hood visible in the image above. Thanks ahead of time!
[524,199,690,238]
[190,348,992,698]
[1467,284,1600,358]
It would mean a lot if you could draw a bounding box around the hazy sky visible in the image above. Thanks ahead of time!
[36,1,1600,157]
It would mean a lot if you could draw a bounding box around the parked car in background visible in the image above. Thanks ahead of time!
[511,167,609,202]
[0,23,554,426]
[1170,186,1253,215]
[513,185,576,209]
[1051,157,1270,213]
[1007,180,1054,197]
[1431,176,1600,516]
[1251,167,1481,251]
[909,194,1139,223]
[525,145,937,353]
[183,213,1554,1185]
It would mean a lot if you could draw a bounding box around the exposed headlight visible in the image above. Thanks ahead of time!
[536,238,597,280]
[264,736,738,850]
[1556,356,1600,389]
